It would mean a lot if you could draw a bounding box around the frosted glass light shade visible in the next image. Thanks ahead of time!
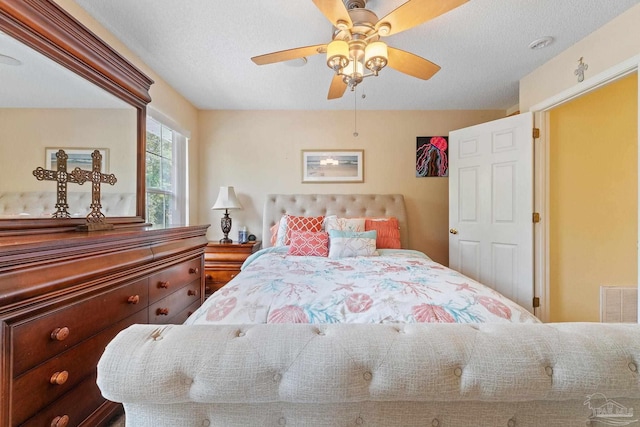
[211,186,243,210]
[326,40,349,70]
[365,41,388,72]
[343,59,363,78]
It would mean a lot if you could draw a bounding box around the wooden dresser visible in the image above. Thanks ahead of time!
[204,241,261,297]
[0,225,208,427]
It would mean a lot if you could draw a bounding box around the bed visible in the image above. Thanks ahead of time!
[97,194,640,427]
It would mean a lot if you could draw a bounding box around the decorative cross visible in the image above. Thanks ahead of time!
[32,149,75,218]
[70,149,117,230]
[574,57,588,83]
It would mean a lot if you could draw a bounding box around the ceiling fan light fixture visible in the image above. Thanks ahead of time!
[326,40,349,71]
[364,41,388,73]
[342,60,364,87]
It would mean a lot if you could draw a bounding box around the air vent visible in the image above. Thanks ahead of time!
[600,286,638,323]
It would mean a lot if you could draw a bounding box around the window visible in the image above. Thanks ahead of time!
[145,114,188,227]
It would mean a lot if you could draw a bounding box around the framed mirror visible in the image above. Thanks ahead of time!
[0,0,153,234]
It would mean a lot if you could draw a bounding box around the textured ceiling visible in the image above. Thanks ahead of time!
[73,0,640,111]
[0,30,131,108]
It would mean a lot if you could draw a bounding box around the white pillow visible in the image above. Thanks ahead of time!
[328,230,378,258]
[324,215,366,232]
[275,214,288,246]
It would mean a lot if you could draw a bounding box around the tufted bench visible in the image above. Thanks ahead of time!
[0,191,136,218]
[97,322,640,427]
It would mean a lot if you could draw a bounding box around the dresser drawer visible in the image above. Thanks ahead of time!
[12,278,149,376]
[19,371,105,427]
[171,300,201,324]
[149,258,201,304]
[11,310,146,426]
[149,279,201,324]
[207,269,238,284]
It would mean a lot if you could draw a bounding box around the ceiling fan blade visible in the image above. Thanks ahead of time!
[376,0,467,36]
[312,0,353,28]
[251,44,326,65]
[387,47,441,80]
[327,74,347,99]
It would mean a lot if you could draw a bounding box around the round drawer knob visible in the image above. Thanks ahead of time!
[50,415,69,427]
[127,295,140,304]
[158,281,170,289]
[187,289,197,296]
[189,267,199,274]
[50,370,69,385]
[157,308,169,316]
[50,327,70,341]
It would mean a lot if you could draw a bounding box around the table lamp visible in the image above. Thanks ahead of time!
[211,186,243,243]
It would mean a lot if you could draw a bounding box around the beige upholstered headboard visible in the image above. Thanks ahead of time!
[262,194,408,248]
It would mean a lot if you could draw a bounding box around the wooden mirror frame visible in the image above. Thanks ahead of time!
[0,0,153,234]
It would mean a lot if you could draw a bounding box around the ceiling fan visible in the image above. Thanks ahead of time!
[251,0,468,100]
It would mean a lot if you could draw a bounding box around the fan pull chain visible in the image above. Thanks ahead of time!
[353,88,358,137]
[353,88,366,137]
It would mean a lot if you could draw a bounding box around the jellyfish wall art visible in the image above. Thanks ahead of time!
[416,136,448,177]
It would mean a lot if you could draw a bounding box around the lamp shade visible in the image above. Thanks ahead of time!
[211,186,243,210]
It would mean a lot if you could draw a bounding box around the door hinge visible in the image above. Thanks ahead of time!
[533,128,540,139]
[532,212,541,223]
[533,297,540,308]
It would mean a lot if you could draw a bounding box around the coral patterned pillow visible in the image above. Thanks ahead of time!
[365,217,401,249]
[287,231,329,257]
[275,214,325,246]
[328,230,378,258]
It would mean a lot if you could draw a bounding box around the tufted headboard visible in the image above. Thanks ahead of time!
[262,194,408,248]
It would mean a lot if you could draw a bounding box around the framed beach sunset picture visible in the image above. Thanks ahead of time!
[301,150,364,183]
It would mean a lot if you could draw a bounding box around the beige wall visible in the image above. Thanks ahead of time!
[0,108,136,194]
[520,4,640,111]
[59,0,201,224]
[548,74,638,322]
[198,109,503,265]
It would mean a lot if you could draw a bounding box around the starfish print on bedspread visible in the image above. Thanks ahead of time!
[449,281,478,293]
[333,282,357,292]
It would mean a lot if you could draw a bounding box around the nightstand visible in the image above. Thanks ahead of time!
[204,241,261,297]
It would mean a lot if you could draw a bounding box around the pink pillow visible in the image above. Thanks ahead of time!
[277,214,325,246]
[365,217,401,249]
[287,231,329,257]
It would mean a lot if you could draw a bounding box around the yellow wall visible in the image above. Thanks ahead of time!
[549,73,638,322]
[198,109,504,265]
[0,108,136,194]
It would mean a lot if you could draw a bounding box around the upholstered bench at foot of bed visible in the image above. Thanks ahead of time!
[0,191,135,217]
[97,323,640,427]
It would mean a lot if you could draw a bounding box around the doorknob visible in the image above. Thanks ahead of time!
[449,228,458,235]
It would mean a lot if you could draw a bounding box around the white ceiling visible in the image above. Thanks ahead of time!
[73,0,640,111]
[0,30,131,109]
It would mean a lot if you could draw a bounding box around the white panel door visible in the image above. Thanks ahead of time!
[449,112,534,312]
